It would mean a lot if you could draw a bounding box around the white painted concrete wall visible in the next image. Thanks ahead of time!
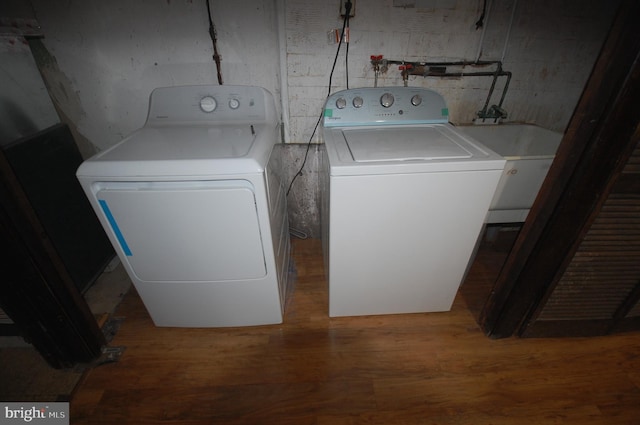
[285,0,619,143]
[0,35,58,144]
[31,0,281,151]
[30,0,617,151]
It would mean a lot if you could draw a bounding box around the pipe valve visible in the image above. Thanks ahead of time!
[399,64,413,86]
[370,55,387,87]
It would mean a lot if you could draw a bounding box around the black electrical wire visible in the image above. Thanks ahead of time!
[206,0,223,84]
[345,15,350,89]
[286,3,352,197]
[326,5,350,97]
[343,1,352,89]
[285,114,321,198]
[475,0,487,30]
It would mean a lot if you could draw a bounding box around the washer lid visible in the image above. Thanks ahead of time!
[323,123,506,175]
[343,126,472,162]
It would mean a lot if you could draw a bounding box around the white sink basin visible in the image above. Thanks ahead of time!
[458,124,562,223]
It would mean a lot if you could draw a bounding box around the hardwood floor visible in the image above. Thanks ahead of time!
[71,237,640,424]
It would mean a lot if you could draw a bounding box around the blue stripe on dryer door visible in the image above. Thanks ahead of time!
[98,199,132,256]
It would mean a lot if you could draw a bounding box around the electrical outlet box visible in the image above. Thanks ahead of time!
[340,0,356,18]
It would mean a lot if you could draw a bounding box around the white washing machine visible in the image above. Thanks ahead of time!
[77,85,291,327]
[321,87,505,317]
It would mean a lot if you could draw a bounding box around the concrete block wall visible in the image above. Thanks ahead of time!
[282,0,618,235]
[25,0,620,237]
[285,0,619,141]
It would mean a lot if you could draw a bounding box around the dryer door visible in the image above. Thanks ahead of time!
[93,180,266,282]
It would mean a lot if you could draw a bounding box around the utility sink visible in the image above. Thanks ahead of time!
[458,123,563,223]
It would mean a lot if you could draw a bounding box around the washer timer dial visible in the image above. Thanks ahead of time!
[380,92,394,108]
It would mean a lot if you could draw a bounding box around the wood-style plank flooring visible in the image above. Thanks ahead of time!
[71,237,640,424]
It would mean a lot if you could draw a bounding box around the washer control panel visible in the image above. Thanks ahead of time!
[146,85,274,124]
[323,87,449,127]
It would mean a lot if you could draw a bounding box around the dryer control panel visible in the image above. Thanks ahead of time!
[323,87,449,127]
[146,85,277,125]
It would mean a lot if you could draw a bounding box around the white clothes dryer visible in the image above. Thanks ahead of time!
[77,85,291,327]
[320,87,505,317]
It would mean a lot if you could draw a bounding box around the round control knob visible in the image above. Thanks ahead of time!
[353,96,364,108]
[200,96,217,113]
[336,97,347,109]
[411,94,423,106]
[380,92,394,108]
[228,98,240,109]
